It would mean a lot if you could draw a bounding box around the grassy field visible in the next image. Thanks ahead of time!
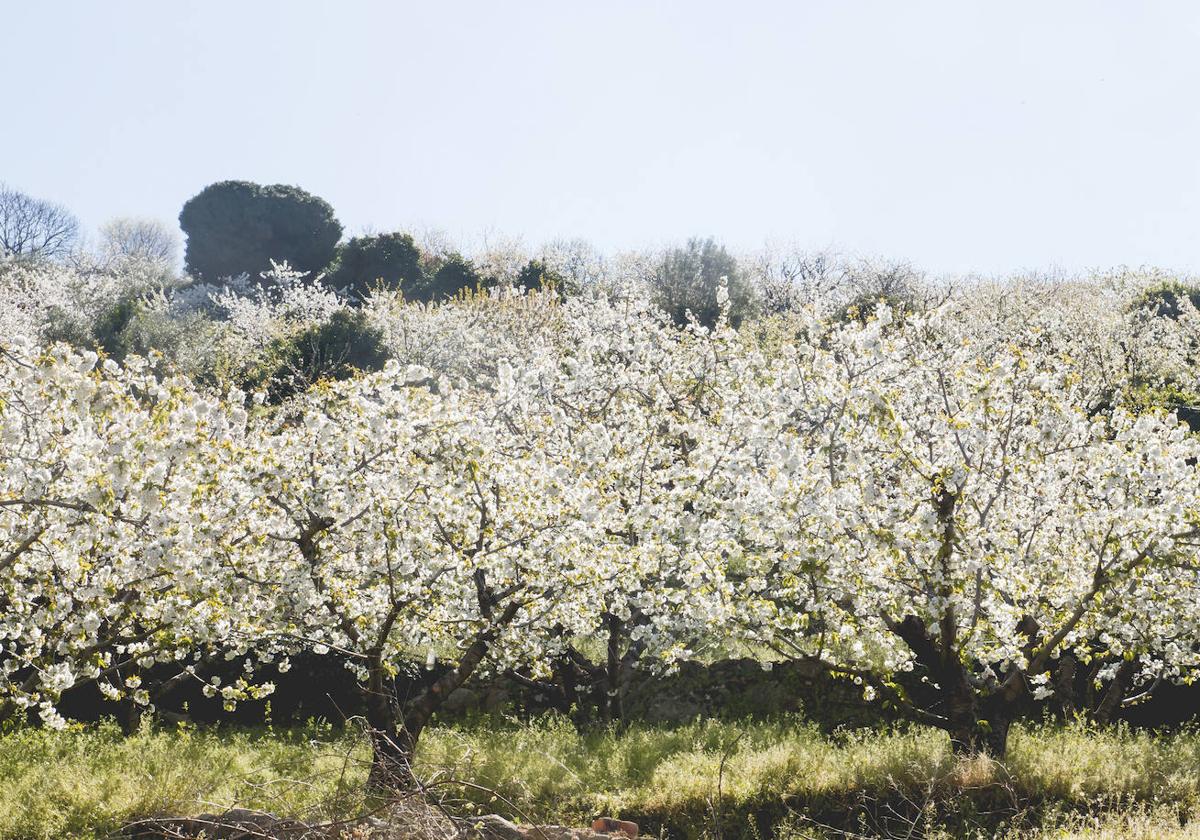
[2,717,1200,838]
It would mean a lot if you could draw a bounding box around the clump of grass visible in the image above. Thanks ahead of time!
[1008,723,1200,806]
[417,717,950,816]
[1046,808,1200,840]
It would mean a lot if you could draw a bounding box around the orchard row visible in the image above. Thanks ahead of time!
[4,275,1200,786]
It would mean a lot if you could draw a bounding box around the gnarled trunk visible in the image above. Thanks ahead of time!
[948,708,1012,758]
[1052,652,1080,721]
[890,614,1019,759]
[362,665,419,790]
[942,670,1020,759]
[362,600,520,791]
[366,718,420,790]
[602,611,623,724]
[1091,659,1136,726]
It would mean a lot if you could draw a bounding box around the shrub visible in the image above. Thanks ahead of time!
[250,308,390,402]
[515,258,565,295]
[1122,382,1200,432]
[326,232,425,302]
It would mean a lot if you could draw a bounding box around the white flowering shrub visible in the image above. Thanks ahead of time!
[0,254,201,362]
[361,285,563,389]
[210,262,344,348]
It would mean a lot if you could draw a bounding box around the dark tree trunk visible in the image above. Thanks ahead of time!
[946,690,981,756]
[591,609,649,728]
[366,718,419,790]
[560,659,581,720]
[363,601,520,791]
[1091,659,1136,725]
[947,701,1014,758]
[1053,652,1080,721]
[603,612,622,724]
[984,712,1012,757]
[363,666,418,790]
[119,698,144,736]
[891,615,1019,759]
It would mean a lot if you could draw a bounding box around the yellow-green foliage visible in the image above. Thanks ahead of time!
[0,722,367,839]
[775,808,1200,840]
[2,719,1200,838]
[1005,724,1200,805]
[418,719,1200,819]
[415,718,949,822]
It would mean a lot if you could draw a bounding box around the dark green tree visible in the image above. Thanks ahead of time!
[419,253,484,302]
[1132,280,1200,320]
[651,237,756,328]
[326,232,425,301]
[179,181,342,283]
[514,258,565,294]
[252,309,390,403]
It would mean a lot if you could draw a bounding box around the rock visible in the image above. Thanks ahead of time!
[639,694,703,723]
[592,817,638,838]
[442,687,481,713]
[482,682,511,713]
[469,814,527,840]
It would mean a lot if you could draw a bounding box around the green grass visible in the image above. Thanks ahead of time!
[2,717,1200,838]
[419,719,1200,836]
[0,722,368,839]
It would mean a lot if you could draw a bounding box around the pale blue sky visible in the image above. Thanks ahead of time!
[3,1,1199,275]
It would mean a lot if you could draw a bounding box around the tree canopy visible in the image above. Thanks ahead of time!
[0,184,79,261]
[179,181,342,282]
[325,232,424,301]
